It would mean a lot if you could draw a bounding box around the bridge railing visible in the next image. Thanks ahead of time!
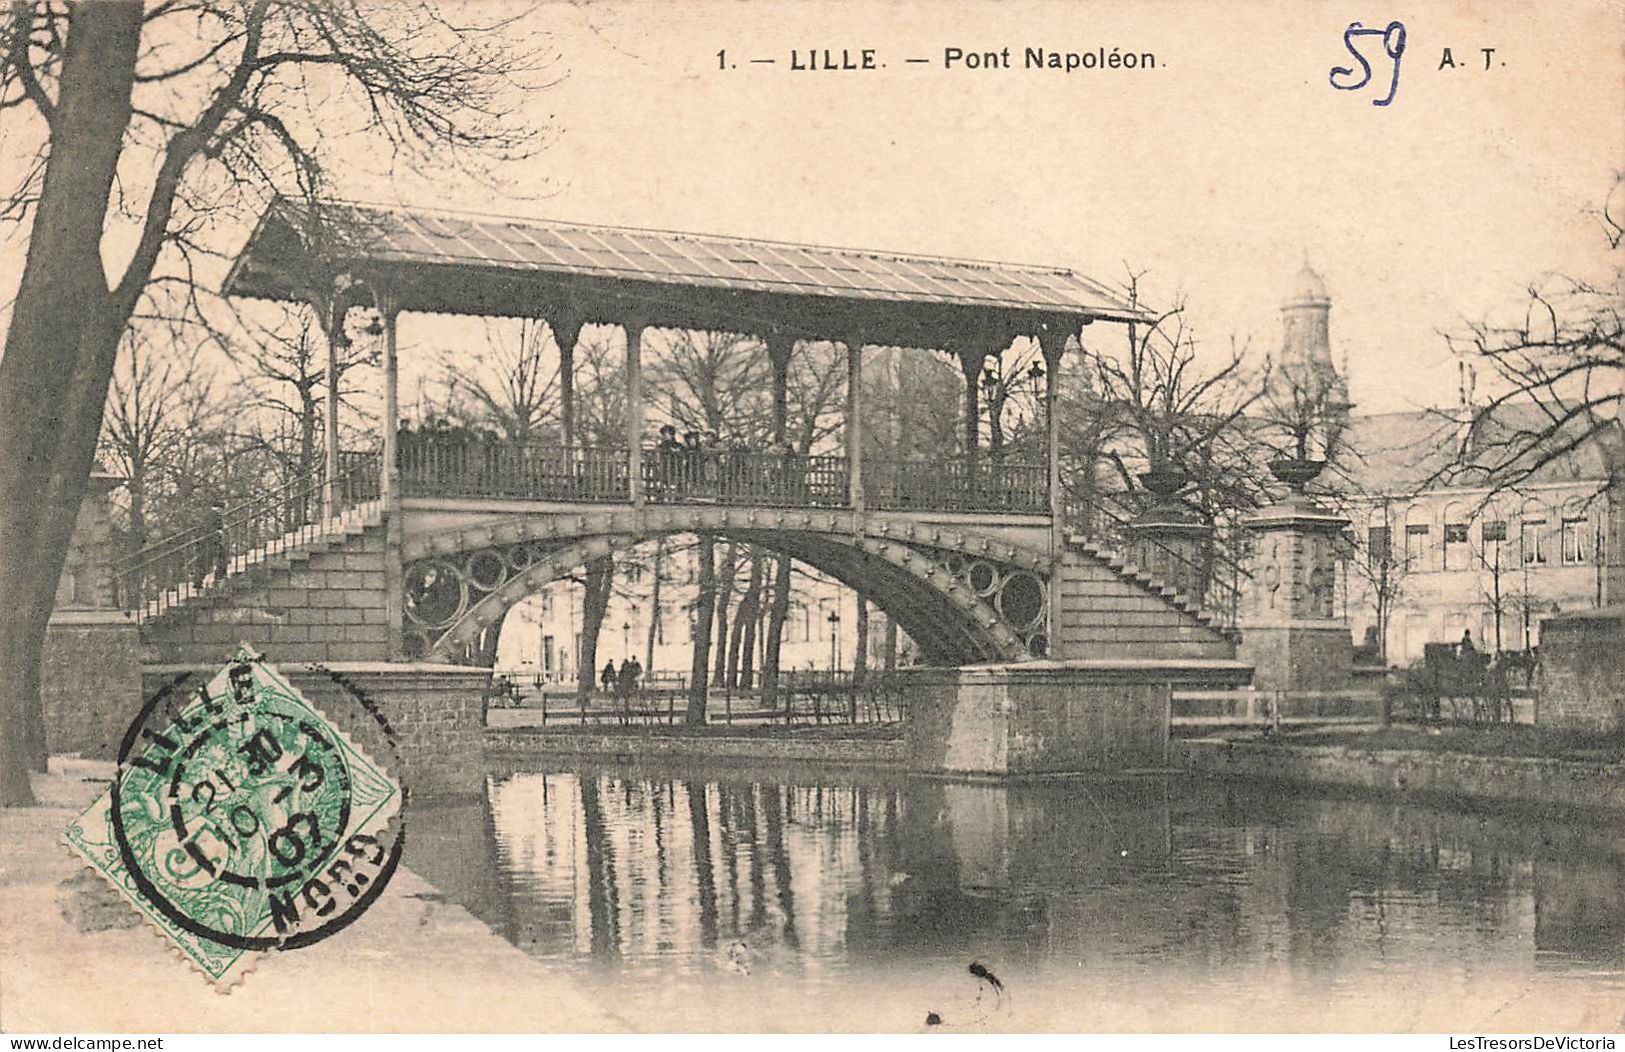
[396,433,1048,514]
[867,459,1048,514]
[1064,494,1248,630]
[114,452,381,622]
[400,436,629,501]
[645,447,849,506]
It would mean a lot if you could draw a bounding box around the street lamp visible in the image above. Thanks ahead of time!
[828,609,841,672]
[621,620,630,655]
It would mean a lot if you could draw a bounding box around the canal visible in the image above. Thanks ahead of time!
[405,761,1625,1032]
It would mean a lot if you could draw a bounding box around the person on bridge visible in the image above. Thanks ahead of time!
[655,424,682,497]
[193,499,228,589]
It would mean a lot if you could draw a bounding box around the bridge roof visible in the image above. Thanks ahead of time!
[224,198,1147,342]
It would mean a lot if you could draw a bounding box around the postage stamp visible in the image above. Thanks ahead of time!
[62,647,404,987]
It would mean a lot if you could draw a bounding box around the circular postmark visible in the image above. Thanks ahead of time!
[81,651,407,973]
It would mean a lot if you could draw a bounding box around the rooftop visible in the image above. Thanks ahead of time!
[224,198,1149,345]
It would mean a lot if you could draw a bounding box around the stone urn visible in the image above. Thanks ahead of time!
[1267,457,1326,496]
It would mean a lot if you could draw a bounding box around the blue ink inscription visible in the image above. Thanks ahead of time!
[1329,20,1406,106]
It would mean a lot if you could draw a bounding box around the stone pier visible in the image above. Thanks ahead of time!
[902,659,1251,779]
[142,661,492,800]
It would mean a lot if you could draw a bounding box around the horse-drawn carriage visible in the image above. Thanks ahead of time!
[1389,643,1516,723]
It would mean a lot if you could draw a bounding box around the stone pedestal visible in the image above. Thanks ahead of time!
[1238,494,1352,695]
[902,659,1251,779]
[1536,607,1624,733]
[41,611,142,758]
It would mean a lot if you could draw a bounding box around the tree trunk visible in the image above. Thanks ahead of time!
[576,554,613,715]
[854,592,869,687]
[761,546,792,711]
[736,552,764,691]
[711,542,737,684]
[644,536,664,676]
[686,534,717,724]
[724,552,760,692]
[0,4,145,806]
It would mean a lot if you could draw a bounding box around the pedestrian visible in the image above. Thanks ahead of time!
[616,658,637,723]
[656,424,682,495]
[626,655,643,693]
[194,498,227,588]
[600,660,616,696]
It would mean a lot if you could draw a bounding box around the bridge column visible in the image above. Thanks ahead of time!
[381,290,405,659]
[551,309,584,452]
[1036,320,1072,657]
[623,316,647,505]
[766,333,793,443]
[955,345,986,472]
[844,336,864,510]
[320,284,345,521]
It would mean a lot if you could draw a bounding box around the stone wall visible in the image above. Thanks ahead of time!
[41,612,142,759]
[1538,608,1624,733]
[485,727,905,768]
[141,525,389,665]
[1176,738,1625,813]
[904,659,1251,778]
[142,661,489,800]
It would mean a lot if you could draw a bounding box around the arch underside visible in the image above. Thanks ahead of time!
[401,515,1051,667]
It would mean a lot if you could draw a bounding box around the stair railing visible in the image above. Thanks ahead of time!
[115,452,381,623]
[1064,493,1249,630]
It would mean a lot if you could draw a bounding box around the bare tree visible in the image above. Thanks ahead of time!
[0,1,546,804]
[1438,176,1622,497]
[99,329,218,550]
[569,328,624,710]
[762,341,846,709]
[235,304,377,483]
[1088,272,1267,513]
[439,318,560,443]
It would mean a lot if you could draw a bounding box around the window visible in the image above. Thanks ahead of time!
[1443,521,1469,570]
[1521,519,1548,565]
[1367,526,1391,567]
[1561,518,1589,565]
[1404,524,1430,568]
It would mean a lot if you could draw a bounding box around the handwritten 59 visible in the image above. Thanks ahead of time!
[1329,20,1406,107]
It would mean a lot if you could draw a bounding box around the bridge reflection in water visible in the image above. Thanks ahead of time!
[406,763,1625,1030]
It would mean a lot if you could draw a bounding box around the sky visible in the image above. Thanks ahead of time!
[357,0,1624,415]
[4,0,1622,416]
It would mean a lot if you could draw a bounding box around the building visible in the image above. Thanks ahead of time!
[1342,404,1618,662]
[1273,265,1622,664]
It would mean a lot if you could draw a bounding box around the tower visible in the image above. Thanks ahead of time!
[1269,261,1349,440]
[1238,262,1354,699]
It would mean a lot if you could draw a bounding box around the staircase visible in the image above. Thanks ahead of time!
[117,456,392,665]
[1052,535,1239,660]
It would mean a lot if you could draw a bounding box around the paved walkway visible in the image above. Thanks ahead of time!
[1,759,628,1033]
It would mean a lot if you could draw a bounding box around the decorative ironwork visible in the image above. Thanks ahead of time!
[927,547,1050,656]
[403,515,1051,664]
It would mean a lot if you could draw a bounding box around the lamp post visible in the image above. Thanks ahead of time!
[828,609,841,672]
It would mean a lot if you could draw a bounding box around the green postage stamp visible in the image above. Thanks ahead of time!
[63,647,403,987]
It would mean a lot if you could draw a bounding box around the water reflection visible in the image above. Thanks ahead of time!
[406,764,1625,1028]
